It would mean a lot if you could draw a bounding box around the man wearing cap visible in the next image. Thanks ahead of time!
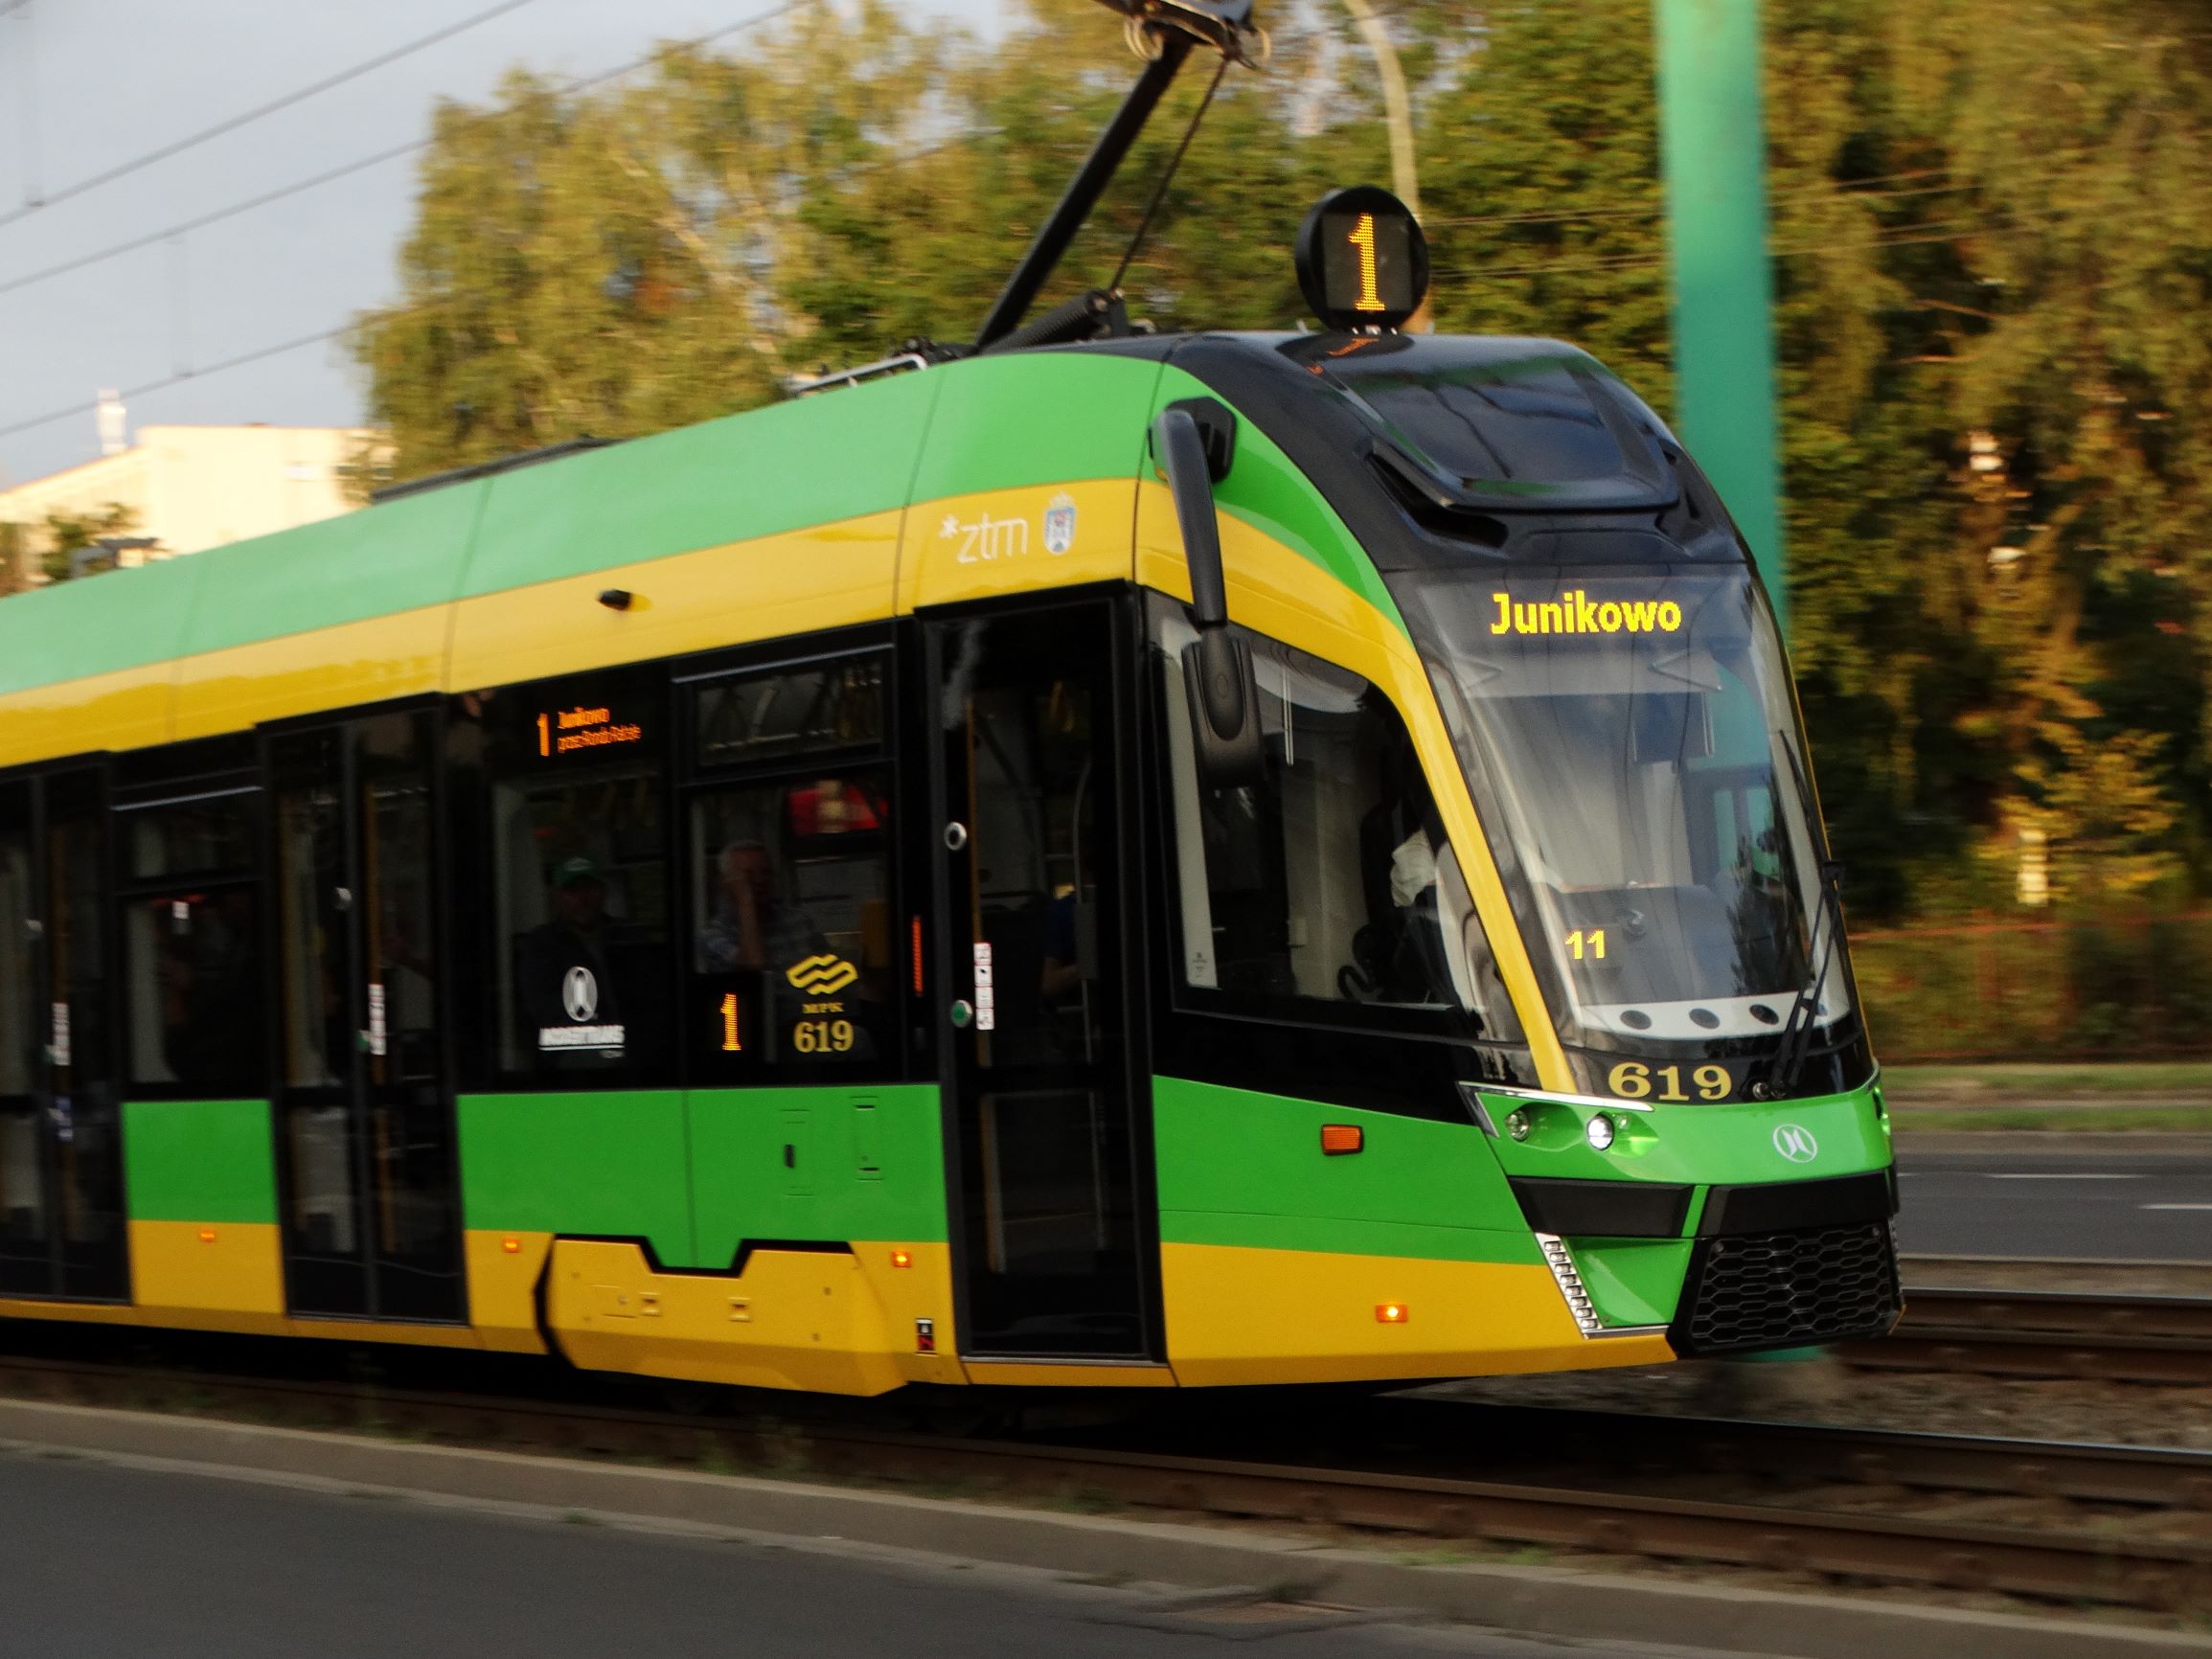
[517,855,627,1060]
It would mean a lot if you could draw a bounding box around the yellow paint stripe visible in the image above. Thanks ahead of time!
[545,1239,909,1397]
[129,1218,286,1326]
[1136,480,1573,1092]
[0,470,1565,1088]
[173,610,445,741]
[1159,1239,1674,1387]
[1,1223,484,1349]
[447,509,905,692]
[465,1228,551,1355]
[0,663,169,768]
[895,480,1135,614]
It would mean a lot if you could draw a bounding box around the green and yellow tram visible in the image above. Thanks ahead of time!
[0,1,1896,1397]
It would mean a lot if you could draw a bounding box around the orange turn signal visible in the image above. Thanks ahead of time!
[197,1228,217,1243]
[890,1249,913,1268]
[1376,1303,1409,1324]
[502,1238,522,1254]
[1320,1125,1363,1155]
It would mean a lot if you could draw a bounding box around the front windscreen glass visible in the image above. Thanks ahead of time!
[1405,564,1863,1100]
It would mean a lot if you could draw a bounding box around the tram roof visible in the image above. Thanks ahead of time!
[0,330,1708,743]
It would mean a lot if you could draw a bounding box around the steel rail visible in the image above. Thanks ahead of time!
[1361,1398,2212,1511]
[1848,1284,2212,1384]
[0,1352,2207,1611]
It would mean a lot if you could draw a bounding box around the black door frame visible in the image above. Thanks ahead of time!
[0,754,129,1304]
[918,584,1164,1363]
[262,698,467,1324]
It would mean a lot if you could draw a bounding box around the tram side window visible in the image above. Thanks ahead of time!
[1151,597,1518,1039]
[688,774,894,1078]
[119,791,265,1096]
[0,792,29,1100]
[477,669,673,1083]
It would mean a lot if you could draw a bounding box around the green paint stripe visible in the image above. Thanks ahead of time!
[1163,1208,1541,1264]
[1155,364,1406,636]
[122,1099,277,1225]
[458,1091,694,1266]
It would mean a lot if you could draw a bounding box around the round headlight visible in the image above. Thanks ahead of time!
[1506,1108,1531,1142]
[1585,1113,1616,1151]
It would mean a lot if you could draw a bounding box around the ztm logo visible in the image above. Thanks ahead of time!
[1771,1123,1819,1164]
[561,966,599,1023]
[786,954,859,995]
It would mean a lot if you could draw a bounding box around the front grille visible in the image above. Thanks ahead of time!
[1671,1221,1900,1356]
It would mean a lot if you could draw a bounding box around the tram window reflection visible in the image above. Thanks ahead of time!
[492,785,669,1079]
[0,814,29,1100]
[689,773,892,1077]
[476,669,672,1082]
[125,793,255,880]
[124,889,264,1093]
[1152,600,1516,1038]
[695,655,885,770]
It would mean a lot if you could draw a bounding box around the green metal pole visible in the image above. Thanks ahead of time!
[1653,0,1787,629]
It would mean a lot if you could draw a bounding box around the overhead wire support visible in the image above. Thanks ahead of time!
[972,0,1263,352]
[0,0,548,233]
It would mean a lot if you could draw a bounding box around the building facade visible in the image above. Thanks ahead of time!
[0,425,375,590]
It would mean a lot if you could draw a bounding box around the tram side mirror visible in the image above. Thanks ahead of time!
[1152,401,1266,790]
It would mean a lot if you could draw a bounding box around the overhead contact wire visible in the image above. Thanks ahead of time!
[0,0,808,301]
[0,0,549,233]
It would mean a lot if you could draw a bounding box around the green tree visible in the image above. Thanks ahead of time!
[352,0,2212,926]
[39,502,140,583]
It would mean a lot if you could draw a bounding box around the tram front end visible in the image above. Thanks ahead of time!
[1110,192,1898,1385]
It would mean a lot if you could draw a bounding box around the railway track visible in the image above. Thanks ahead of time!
[1850,1272,2212,1383]
[1,1348,2208,1613]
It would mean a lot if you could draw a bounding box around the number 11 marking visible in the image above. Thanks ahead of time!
[1348,213,1385,312]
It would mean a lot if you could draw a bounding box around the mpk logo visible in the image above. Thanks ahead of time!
[787,954,859,995]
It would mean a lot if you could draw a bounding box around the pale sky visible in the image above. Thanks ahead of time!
[0,0,1006,485]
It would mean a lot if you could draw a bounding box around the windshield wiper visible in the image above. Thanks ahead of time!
[1756,858,1846,1101]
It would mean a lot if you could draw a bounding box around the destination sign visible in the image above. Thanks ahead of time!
[536,705,644,759]
[1295,186,1429,332]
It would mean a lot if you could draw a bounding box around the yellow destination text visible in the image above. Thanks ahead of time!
[1490,591,1683,637]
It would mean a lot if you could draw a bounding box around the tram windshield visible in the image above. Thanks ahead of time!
[1405,563,1855,1078]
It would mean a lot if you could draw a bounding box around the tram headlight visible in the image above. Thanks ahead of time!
[1585,1113,1617,1152]
[1506,1108,1531,1142]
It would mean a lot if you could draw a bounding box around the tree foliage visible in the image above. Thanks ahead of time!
[38,501,141,583]
[354,0,2212,920]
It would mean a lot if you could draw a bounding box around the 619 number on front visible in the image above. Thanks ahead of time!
[1608,1061,1732,1102]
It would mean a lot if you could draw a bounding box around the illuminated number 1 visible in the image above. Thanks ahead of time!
[536,713,551,758]
[718,992,742,1052]
[1348,213,1385,312]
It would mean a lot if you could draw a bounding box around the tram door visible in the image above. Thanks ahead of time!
[270,713,464,1322]
[0,767,129,1301]
[928,598,1158,1360]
